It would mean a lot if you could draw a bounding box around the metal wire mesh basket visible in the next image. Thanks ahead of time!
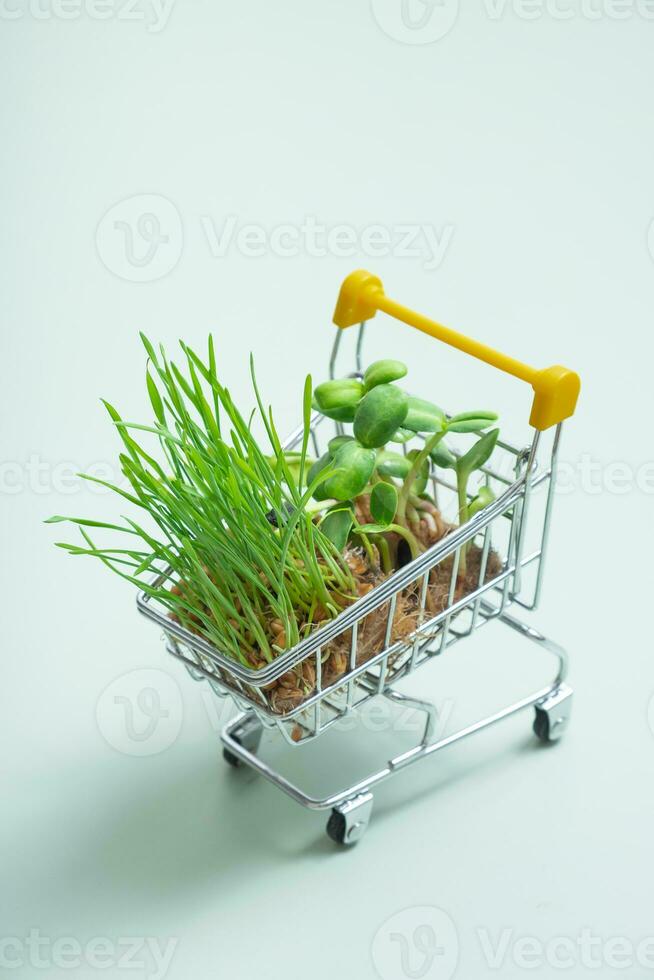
[137,270,580,844]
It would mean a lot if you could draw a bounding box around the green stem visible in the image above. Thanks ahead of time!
[388,523,422,561]
[457,467,469,579]
[371,534,392,574]
[397,429,447,524]
[410,493,434,510]
[355,526,377,568]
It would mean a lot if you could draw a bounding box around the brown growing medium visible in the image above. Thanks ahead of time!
[168,517,502,721]
[268,555,419,715]
[266,542,502,717]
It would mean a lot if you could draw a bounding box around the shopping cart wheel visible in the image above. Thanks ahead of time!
[222,713,263,767]
[533,684,573,743]
[326,793,374,845]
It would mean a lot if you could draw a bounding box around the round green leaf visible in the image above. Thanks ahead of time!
[448,419,493,433]
[353,385,409,448]
[447,410,498,434]
[323,441,376,501]
[369,482,398,527]
[318,404,358,422]
[313,378,364,422]
[376,449,411,478]
[450,410,498,423]
[319,506,353,552]
[389,427,414,444]
[403,396,446,433]
[328,435,354,454]
[363,359,408,390]
[430,441,457,470]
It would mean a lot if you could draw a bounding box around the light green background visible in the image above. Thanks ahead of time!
[2,2,653,978]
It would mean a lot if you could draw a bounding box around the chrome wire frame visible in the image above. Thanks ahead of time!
[137,322,568,770]
[220,611,569,812]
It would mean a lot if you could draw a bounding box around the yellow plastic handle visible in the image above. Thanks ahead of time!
[332,270,580,431]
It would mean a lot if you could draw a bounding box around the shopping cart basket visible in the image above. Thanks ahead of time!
[138,269,580,845]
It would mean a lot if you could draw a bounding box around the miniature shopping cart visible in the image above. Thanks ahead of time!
[138,270,580,846]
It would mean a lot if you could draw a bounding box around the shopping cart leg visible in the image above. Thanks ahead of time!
[217,613,573,845]
[326,793,374,846]
[496,610,572,742]
[222,711,263,768]
[533,683,573,743]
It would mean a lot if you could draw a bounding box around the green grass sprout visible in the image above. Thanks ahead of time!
[47,336,356,667]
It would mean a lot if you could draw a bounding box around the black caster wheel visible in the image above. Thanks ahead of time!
[326,794,373,845]
[533,685,573,743]
[326,810,347,845]
[222,747,241,767]
[222,714,263,768]
[533,707,551,742]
